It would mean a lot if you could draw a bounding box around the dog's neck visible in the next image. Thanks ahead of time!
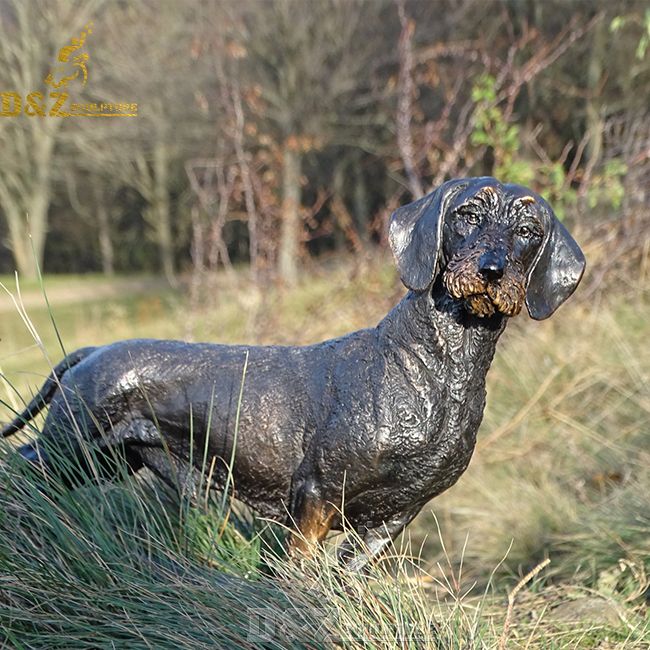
[378,277,507,376]
[373,279,509,500]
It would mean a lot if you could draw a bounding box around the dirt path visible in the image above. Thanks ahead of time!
[0,276,169,314]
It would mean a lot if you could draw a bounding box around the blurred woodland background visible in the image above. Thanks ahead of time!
[1,2,650,646]
[0,0,648,288]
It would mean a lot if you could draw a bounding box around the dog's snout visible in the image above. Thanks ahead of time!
[478,250,506,280]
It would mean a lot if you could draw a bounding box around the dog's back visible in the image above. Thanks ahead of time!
[33,333,381,517]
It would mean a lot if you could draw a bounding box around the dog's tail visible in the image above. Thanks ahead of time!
[1,347,97,438]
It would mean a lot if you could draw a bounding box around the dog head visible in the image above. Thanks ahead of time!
[389,177,585,319]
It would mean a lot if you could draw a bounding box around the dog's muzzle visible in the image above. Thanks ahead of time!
[443,249,526,317]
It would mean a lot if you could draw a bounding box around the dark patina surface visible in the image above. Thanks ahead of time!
[2,177,585,569]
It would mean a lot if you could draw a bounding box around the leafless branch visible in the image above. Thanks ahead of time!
[395,0,423,199]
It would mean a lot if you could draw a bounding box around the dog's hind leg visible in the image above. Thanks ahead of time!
[137,447,198,498]
[18,417,158,487]
[104,419,197,498]
[19,415,196,498]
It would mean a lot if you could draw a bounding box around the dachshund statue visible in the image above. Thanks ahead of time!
[2,177,585,570]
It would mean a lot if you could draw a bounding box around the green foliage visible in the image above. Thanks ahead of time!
[469,74,630,221]
[471,75,530,186]
[535,162,577,222]
[470,74,531,187]
[611,9,650,60]
[471,74,573,216]
[640,9,650,59]
[587,159,628,211]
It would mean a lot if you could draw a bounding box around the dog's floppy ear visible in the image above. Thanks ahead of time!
[525,206,585,320]
[389,180,466,291]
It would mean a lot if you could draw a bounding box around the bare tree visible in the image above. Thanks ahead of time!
[0,0,99,278]
[393,4,600,193]
[65,170,116,276]
[68,0,207,286]
[396,0,424,199]
[229,0,382,284]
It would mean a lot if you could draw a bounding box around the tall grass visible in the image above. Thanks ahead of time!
[1,259,648,648]
[0,441,486,648]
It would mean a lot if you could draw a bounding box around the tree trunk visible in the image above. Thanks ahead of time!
[352,158,370,248]
[26,182,50,278]
[278,143,302,285]
[585,17,605,167]
[396,0,423,199]
[231,80,259,283]
[97,204,115,276]
[152,142,176,286]
[1,130,54,279]
[4,204,33,278]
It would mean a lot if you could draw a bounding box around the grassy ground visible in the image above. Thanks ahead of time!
[0,257,648,648]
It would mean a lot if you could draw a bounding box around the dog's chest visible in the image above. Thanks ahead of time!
[378,321,497,493]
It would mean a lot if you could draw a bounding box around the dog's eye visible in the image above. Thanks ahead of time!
[517,224,539,239]
[453,207,482,231]
[455,210,482,227]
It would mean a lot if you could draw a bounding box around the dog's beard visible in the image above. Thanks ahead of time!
[443,255,526,318]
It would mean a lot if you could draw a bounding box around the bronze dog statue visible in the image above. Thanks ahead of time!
[2,177,585,569]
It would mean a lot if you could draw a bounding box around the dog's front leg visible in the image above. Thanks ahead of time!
[287,477,338,558]
[337,509,419,572]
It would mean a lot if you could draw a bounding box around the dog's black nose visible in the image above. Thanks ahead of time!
[478,251,506,280]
